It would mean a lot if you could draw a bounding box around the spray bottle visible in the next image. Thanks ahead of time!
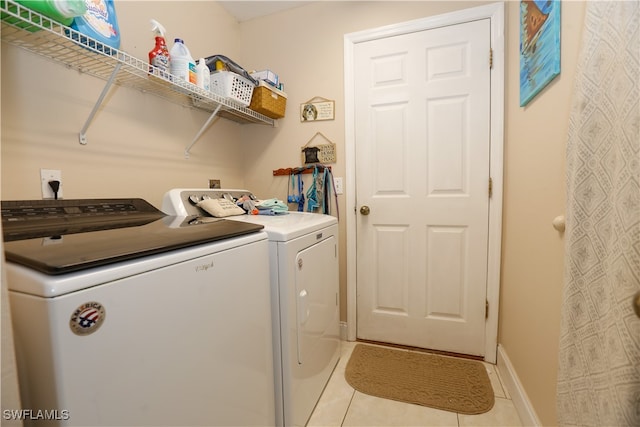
[149,19,170,79]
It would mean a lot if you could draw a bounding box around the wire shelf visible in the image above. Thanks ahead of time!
[0,0,274,126]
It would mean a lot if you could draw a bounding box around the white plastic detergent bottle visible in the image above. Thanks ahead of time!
[196,58,210,91]
[170,38,196,84]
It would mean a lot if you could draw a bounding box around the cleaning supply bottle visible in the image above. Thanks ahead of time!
[148,19,170,79]
[13,0,87,26]
[196,58,210,91]
[70,0,120,52]
[170,38,196,84]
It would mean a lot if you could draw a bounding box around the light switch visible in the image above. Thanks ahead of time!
[334,177,344,195]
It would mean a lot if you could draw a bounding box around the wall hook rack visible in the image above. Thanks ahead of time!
[273,164,332,176]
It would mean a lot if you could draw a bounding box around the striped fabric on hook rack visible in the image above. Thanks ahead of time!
[274,164,339,219]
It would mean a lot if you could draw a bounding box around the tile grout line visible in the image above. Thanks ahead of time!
[340,388,357,426]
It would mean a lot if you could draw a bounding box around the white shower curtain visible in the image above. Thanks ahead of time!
[557,1,639,426]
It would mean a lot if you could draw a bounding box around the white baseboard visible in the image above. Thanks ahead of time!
[340,321,348,341]
[496,344,542,426]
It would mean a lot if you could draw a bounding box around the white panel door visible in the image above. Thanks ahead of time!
[355,19,491,356]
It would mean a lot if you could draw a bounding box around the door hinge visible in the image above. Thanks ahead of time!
[489,48,493,69]
[485,300,489,319]
[488,177,493,198]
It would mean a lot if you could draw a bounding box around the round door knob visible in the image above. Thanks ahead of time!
[360,206,370,215]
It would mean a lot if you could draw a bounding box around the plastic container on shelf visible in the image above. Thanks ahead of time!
[210,71,255,107]
[70,0,120,52]
[170,38,196,85]
[3,0,86,31]
[196,57,210,91]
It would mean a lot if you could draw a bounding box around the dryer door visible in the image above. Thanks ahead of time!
[295,235,339,365]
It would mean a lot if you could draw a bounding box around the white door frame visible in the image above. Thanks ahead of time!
[344,2,505,363]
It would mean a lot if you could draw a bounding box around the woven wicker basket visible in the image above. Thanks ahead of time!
[249,82,287,119]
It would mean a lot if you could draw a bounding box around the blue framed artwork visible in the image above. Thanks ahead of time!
[520,0,561,106]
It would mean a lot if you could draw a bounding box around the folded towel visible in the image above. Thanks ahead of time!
[256,199,289,212]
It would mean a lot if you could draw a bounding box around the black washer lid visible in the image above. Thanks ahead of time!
[2,199,263,275]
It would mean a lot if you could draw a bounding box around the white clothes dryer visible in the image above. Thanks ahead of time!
[163,189,340,427]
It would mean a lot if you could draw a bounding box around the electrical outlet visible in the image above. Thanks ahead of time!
[209,179,221,189]
[41,169,63,199]
[334,177,344,195]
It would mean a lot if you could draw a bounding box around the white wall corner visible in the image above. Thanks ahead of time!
[496,344,543,427]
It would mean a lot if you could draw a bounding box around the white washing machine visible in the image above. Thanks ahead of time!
[163,189,340,427]
[2,198,275,426]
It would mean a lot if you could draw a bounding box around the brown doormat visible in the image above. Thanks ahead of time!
[345,344,495,415]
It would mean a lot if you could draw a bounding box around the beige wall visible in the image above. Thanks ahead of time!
[1,1,589,426]
[1,1,246,206]
[501,1,585,424]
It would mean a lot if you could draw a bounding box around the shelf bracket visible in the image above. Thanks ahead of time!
[184,103,223,159]
[78,62,122,145]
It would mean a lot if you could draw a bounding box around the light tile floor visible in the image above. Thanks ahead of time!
[308,341,523,427]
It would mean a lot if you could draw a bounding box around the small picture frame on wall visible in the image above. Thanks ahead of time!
[300,97,335,122]
[301,132,337,164]
[519,0,561,106]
